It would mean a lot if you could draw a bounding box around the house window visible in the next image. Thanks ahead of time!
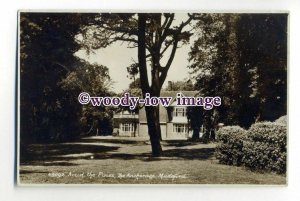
[173,124,188,134]
[174,107,185,117]
[121,123,134,133]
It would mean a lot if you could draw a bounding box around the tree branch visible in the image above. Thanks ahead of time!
[100,23,138,36]
[160,38,175,59]
[138,14,150,94]
[159,39,179,86]
[160,14,175,44]
[114,36,138,43]
[159,14,194,87]
[52,61,71,72]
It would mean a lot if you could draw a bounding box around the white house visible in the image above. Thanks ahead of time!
[113,91,201,140]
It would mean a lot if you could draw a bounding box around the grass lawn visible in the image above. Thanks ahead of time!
[19,136,286,185]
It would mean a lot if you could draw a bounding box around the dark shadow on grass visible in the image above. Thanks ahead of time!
[20,137,215,166]
[162,140,202,147]
[24,161,80,166]
[163,148,215,159]
[91,147,215,162]
[20,143,120,165]
[75,138,146,145]
[20,170,48,174]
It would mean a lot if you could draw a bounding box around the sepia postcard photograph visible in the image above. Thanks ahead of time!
[17,11,288,185]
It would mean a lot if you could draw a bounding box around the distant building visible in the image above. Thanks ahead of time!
[113,91,203,140]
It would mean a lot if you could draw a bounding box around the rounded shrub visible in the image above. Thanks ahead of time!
[215,126,247,166]
[275,115,287,125]
[242,121,287,174]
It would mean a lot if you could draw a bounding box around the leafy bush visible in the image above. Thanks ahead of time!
[275,115,287,125]
[242,122,287,174]
[215,126,247,166]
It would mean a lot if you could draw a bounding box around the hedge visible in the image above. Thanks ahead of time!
[275,115,287,125]
[215,117,287,174]
[242,121,287,174]
[215,126,247,166]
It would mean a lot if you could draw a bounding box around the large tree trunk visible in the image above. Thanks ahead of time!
[138,14,163,157]
[191,127,200,141]
[145,106,163,156]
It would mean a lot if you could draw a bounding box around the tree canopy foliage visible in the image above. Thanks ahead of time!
[188,13,287,137]
[20,13,113,145]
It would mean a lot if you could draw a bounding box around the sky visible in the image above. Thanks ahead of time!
[75,13,195,93]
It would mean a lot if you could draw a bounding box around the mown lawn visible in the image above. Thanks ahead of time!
[19,136,286,185]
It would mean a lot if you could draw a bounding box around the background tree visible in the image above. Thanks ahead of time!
[186,106,204,141]
[188,14,240,140]
[117,78,142,114]
[20,13,114,150]
[188,13,287,134]
[21,13,83,144]
[236,14,287,123]
[126,63,139,82]
[164,80,195,91]
[59,62,114,136]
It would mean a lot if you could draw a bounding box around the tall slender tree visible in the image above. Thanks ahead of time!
[81,13,195,156]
